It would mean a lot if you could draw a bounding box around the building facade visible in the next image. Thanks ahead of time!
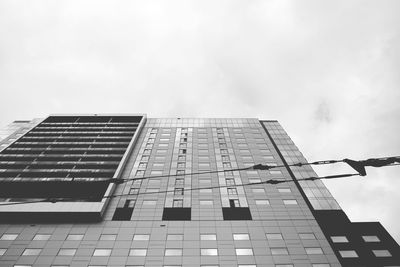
[0,115,398,267]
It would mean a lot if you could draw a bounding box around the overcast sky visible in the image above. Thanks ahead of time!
[0,0,399,242]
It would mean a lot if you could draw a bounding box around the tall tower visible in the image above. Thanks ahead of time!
[0,115,398,267]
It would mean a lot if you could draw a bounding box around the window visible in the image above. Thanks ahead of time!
[199,163,210,168]
[226,178,235,186]
[0,234,18,240]
[178,155,186,161]
[129,249,147,256]
[299,233,315,240]
[330,236,348,243]
[276,265,294,267]
[266,233,283,240]
[235,248,253,255]
[141,155,150,161]
[133,234,150,241]
[305,247,323,255]
[174,188,184,196]
[138,162,147,168]
[201,249,218,256]
[150,170,162,175]
[143,200,157,206]
[249,178,261,183]
[200,189,212,194]
[99,234,116,241]
[177,162,185,168]
[175,178,184,186]
[238,265,256,267]
[233,234,249,240]
[255,200,269,205]
[33,234,51,241]
[176,170,185,176]
[200,200,213,206]
[283,199,298,205]
[173,200,183,208]
[66,234,84,241]
[201,234,216,241]
[135,170,145,177]
[312,265,330,267]
[271,248,289,255]
[223,162,231,168]
[338,250,358,258]
[148,179,161,187]
[227,188,237,195]
[93,249,111,256]
[58,249,76,256]
[278,188,291,193]
[165,249,182,256]
[157,149,167,154]
[252,188,265,193]
[143,149,151,155]
[372,250,392,257]
[221,155,230,161]
[362,235,380,242]
[167,234,183,241]
[0,249,6,256]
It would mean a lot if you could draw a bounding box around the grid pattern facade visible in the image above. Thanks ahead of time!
[0,117,363,267]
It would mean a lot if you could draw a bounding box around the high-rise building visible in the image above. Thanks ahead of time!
[0,115,398,267]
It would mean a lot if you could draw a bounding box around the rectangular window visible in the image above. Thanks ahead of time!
[133,234,150,241]
[135,170,145,177]
[249,178,261,184]
[200,234,216,241]
[157,149,167,154]
[165,249,182,256]
[93,249,112,256]
[270,248,289,255]
[0,249,6,256]
[229,199,240,208]
[223,162,232,168]
[178,155,186,161]
[220,149,228,154]
[227,188,237,195]
[312,264,330,267]
[339,250,358,258]
[299,233,316,240]
[283,200,298,205]
[129,249,147,256]
[179,149,187,154]
[148,179,161,187]
[305,247,323,255]
[143,149,151,155]
[66,234,84,241]
[372,250,391,257]
[252,188,265,193]
[138,162,147,168]
[174,188,184,196]
[22,249,41,256]
[221,155,230,161]
[0,234,18,240]
[330,236,348,243]
[255,200,270,205]
[175,178,184,186]
[150,170,162,175]
[33,234,51,241]
[278,188,291,193]
[266,233,283,240]
[167,234,183,241]
[200,200,213,206]
[235,248,253,255]
[200,189,212,194]
[58,249,76,256]
[99,234,116,241]
[142,200,157,206]
[233,234,249,240]
[226,178,235,186]
[362,235,380,242]
[201,249,218,256]
[130,188,139,195]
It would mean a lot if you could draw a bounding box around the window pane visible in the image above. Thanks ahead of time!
[283,200,298,205]
[201,234,216,241]
[299,233,315,240]
[93,249,112,256]
[271,248,289,255]
[266,233,283,240]
[129,249,147,256]
[167,234,183,241]
[339,250,358,258]
[233,234,249,240]
[58,249,76,256]
[201,249,218,256]
[133,234,150,241]
[165,249,182,256]
[331,236,348,243]
[372,250,391,257]
[305,247,323,254]
[0,234,18,240]
[362,235,380,242]
[255,200,269,205]
[235,248,253,255]
[312,264,330,267]
[22,249,41,256]
[33,234,51,241]
[0,249,6,256]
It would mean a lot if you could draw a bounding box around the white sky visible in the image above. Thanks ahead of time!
[0,0,399,242]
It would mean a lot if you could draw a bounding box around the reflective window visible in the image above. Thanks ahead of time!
[331,236,348,243]
[278,188,291,193]
[305,247,323,254]
[312,264,330,267]
[133,234,150,241]
[235,248,253,255]
[372,250,392,257]
[271,248,289,255]
[93,249,112,256]
[339,250,358,258]
[283,200,298,205]
[201,249,218,256]
[266,233,283,240]
[201,234,216,241]
[299,233,316,240]
[0,234,18,240]
[58,249,76,256]
[100,234,116,241]
[233,234,249,240]
[129,249,147,256]
[362,235,380,242]
[0,249,6,256]
[255,200,270,205]
[165,249,182,256]
[33,234,51,241]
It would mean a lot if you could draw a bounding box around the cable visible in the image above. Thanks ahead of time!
[0,172,361,206]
